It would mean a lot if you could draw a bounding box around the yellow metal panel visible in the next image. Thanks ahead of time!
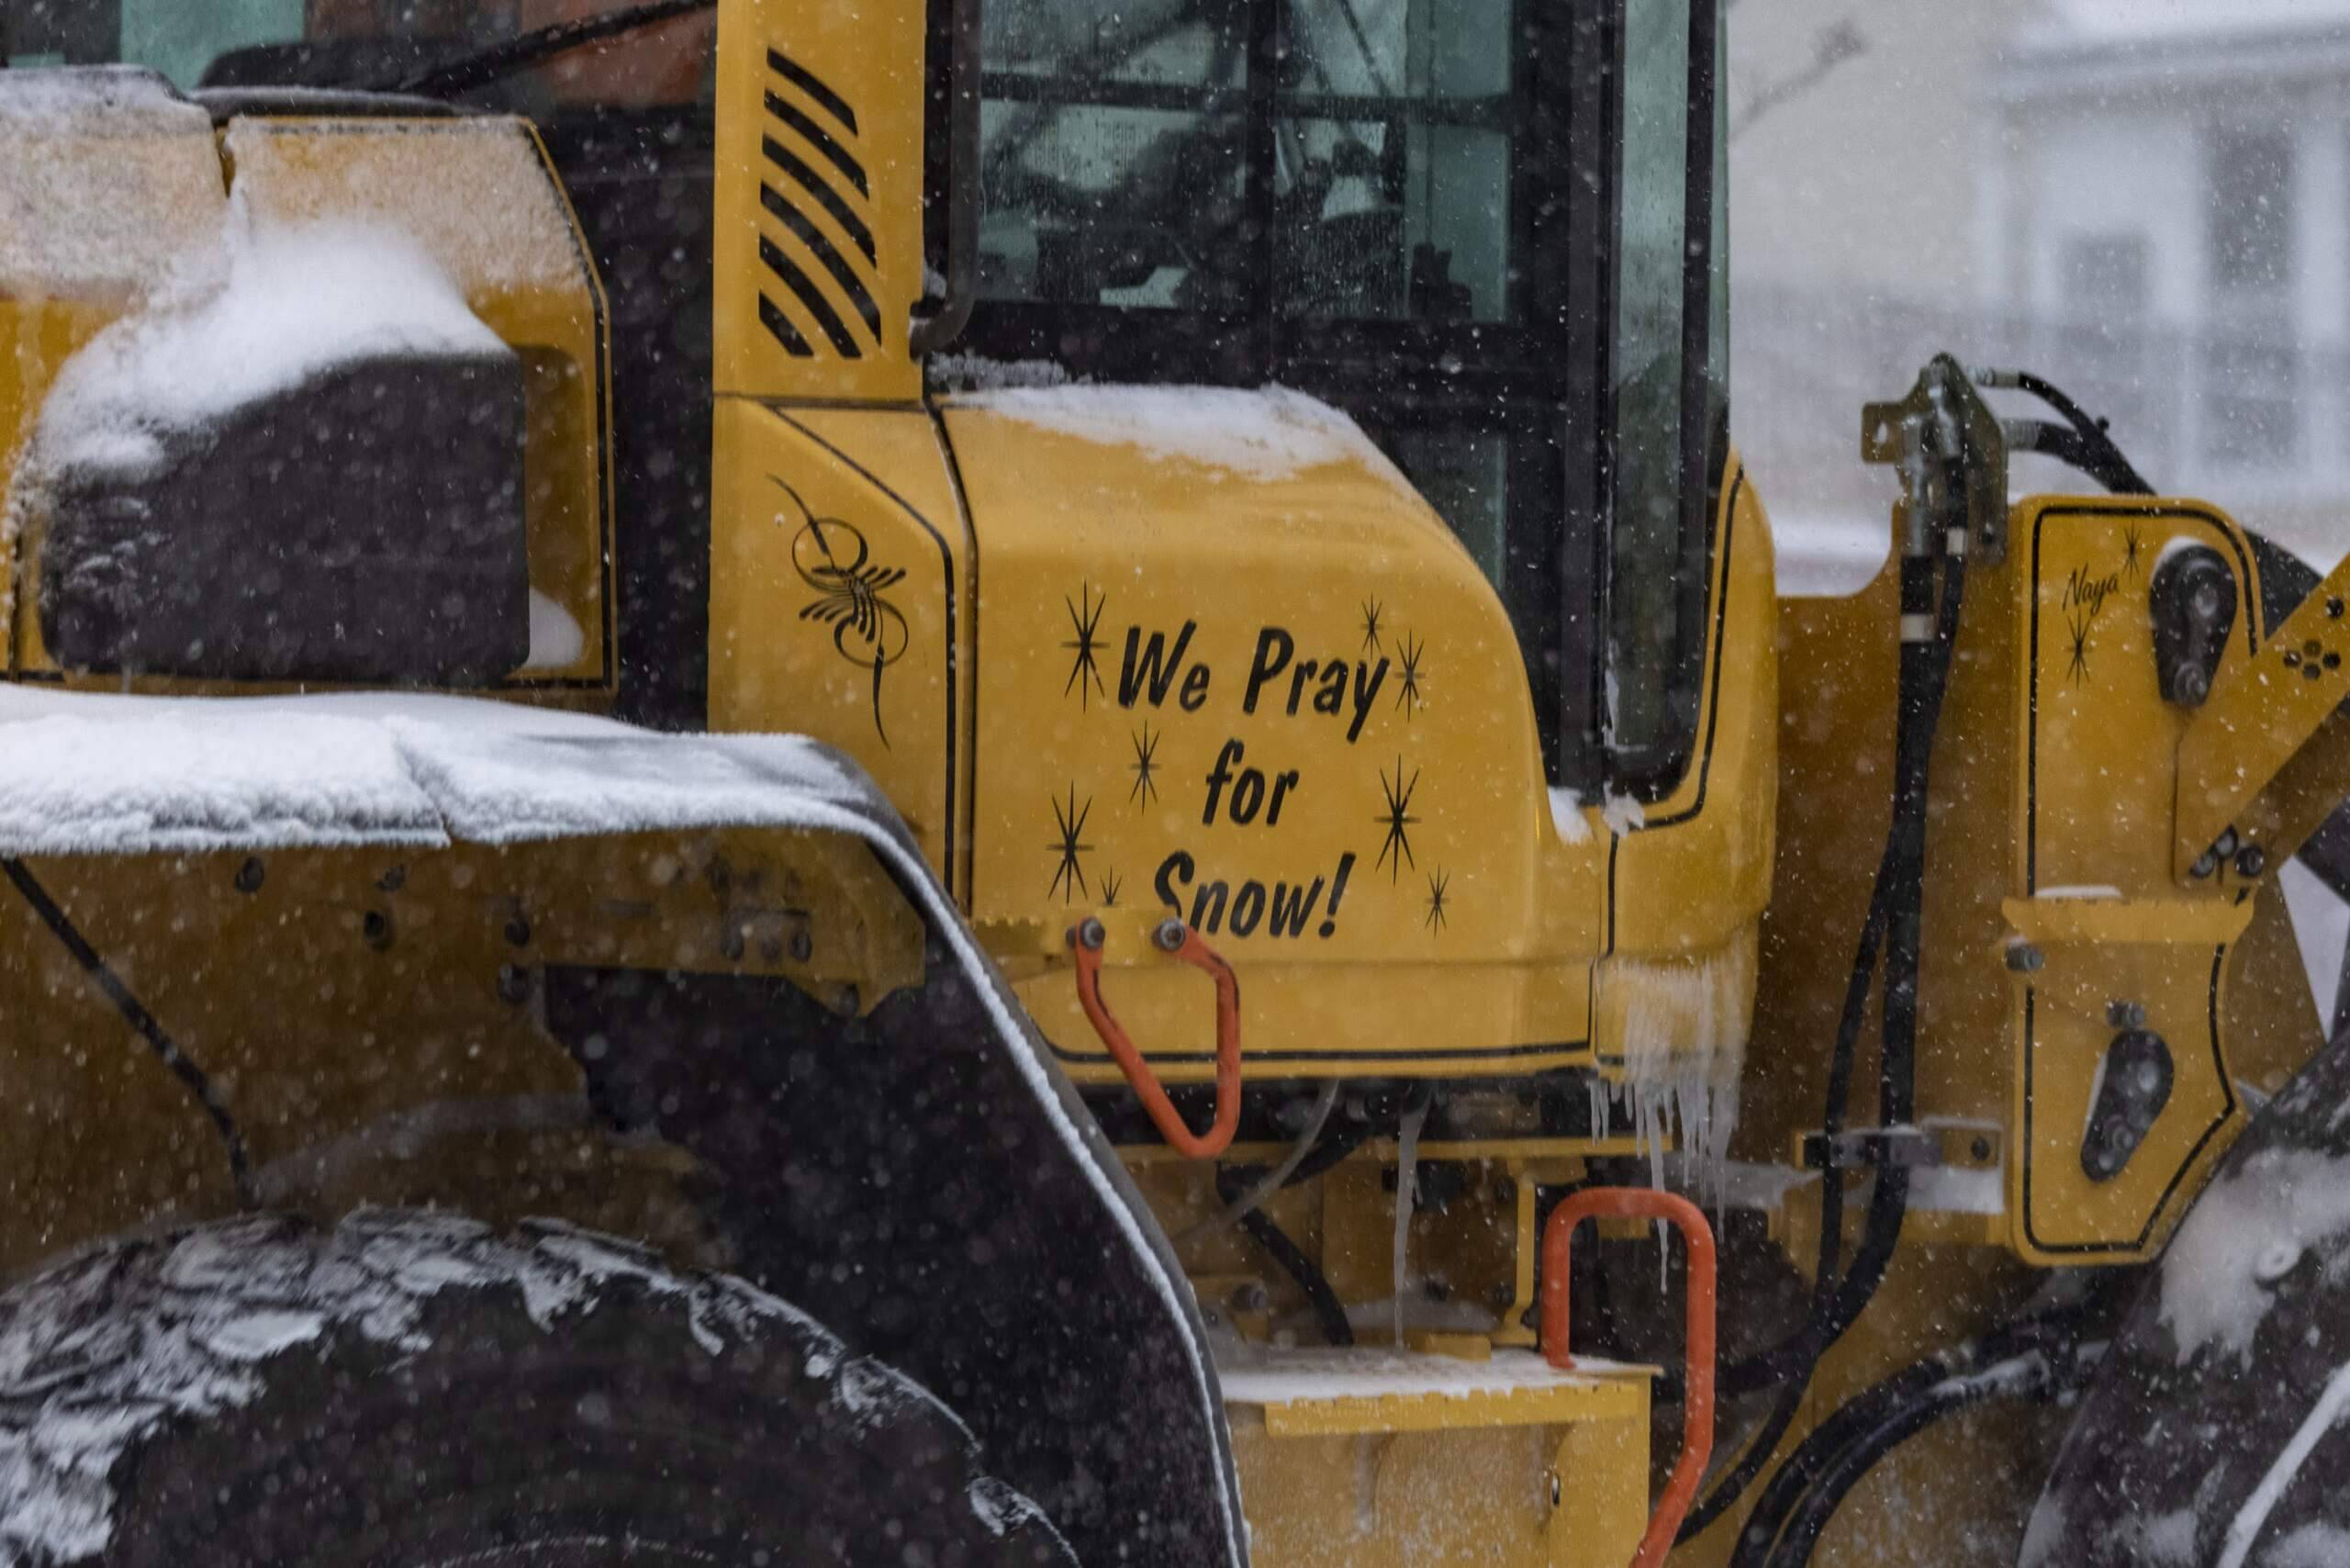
[1222,1350,1652,1568]
[713,0,924,403]
[0,824,923,1282]
[2008,499,2266,1261]
[2178,541,2350,875]
[709,399,965,883]
[1609,458,1780,962]
[940,397,1608,1079]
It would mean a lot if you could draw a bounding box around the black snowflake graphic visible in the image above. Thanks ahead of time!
[1046,786,1093,903]
[1102,869,1124,908]
[2122,522,2145,584]
[1360,596,1384,657]
[1394,630,1427,718]
[1062,583,1107,708]
[1129,722,1161,807]
[2066,606,2093,686]
[1424,868,1450,933]
[1374,756,1421,882]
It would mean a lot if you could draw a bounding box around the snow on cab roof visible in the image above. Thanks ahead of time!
[947,385,1399,483]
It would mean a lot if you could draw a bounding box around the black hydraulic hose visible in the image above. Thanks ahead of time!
[1217,1166,1353,1346]
[382,0,715,97]
[1982,369,2154,496]
[1,858,257,1208]
[1736,1313,2082,1568]
[1768,1346,2056,1568]
[1730,1360,1953,1568]
[1681,545,1968,1541]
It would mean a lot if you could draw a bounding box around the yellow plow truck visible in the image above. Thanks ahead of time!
[0,0,2346,1563]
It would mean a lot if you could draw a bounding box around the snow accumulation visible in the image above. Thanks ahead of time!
[523,588,588,670]
[0,69,223,302]
[950,385,1395,482]
[2157,1145,2350,1365]
[219,118,582,296]
[1547,786,1594,844]
[1214,1341,1634,1406]
[0,65,203,133]
[29,216,508,484]
[0,689,870,855]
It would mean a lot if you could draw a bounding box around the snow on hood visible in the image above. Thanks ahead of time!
[28,214,509,484]
[2158,1145,2350,1365]
[949,384,1395,481]
[0,689,862,855]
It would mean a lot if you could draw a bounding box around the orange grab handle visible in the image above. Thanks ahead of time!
[1069,916,1242,1159]
[1541,1188,1718,1568]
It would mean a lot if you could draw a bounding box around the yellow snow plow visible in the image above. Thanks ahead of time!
[0,2,2348,1566]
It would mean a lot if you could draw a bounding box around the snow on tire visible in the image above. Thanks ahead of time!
[0,1208,1074,1567]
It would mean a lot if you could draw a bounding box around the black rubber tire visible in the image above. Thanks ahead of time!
[0,1210,1076,1568]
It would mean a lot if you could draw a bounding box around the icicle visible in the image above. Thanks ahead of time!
[1392,1095,1429,1349]
[1595,926,1759,1287]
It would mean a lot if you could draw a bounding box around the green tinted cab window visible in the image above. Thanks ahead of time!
[978,0,1520,322]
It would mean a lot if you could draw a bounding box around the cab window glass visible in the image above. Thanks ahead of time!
[1272,0,1514,321]
[979,0,1248,308]
[977,0,1521,321]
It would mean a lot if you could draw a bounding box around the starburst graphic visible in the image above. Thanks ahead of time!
[1046,786,1093,903]
[1374,756,1420,882]
[1062,583,1107,708]
[1129,722,1161,807]
[1394,630,1427,718]
[1102,870,1124,908]
[2122,522,2145,584]
[1360,596,1384,656]
[2066,606,2093,686]
[1424,867,1450,932]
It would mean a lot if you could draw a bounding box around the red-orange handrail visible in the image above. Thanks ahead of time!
[1541,1188,1718,1568]
[1069,916,1242,1159]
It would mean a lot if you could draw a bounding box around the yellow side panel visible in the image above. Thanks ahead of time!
[710,399,964,882]
[2009,499,2269,1261]
[713,0,924,404]
[939,398,1606,1078]
[1224,1356,1651,1568]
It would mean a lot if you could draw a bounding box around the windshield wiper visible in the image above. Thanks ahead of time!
[374,0,715,98]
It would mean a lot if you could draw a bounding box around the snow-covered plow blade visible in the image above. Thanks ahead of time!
[0,694,1241,1568]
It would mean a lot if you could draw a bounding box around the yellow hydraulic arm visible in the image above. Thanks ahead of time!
[2176,554,2350,885]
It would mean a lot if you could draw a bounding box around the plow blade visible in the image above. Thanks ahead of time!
[0,691,1244,1568]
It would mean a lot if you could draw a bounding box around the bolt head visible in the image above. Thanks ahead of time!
[1152,917,1188,952]
[2006,943,2044,973]
[2236,846,2267,878]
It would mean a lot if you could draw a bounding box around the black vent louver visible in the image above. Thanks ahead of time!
[758,48,880,360]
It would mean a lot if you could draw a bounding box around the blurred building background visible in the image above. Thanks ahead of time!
[1730,0,2350,585]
